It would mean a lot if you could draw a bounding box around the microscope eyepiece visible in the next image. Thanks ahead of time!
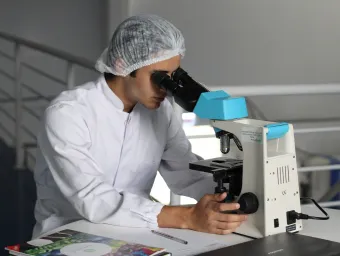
[151,68,211,112]
[151,67,209,112]
[151,71,179,94]
[171,67,188,83]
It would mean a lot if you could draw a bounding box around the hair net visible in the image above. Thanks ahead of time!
[95,14,186,77]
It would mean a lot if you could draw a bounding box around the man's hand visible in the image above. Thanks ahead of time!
[186,192,247,235]
[157,192,248,235]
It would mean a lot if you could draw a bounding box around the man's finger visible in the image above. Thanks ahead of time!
[209,228,233,235]
[215,220,242,231]
[216,212,248,223]
[202,193,225,202]
[214,202,240,212]
[213,192,227,202]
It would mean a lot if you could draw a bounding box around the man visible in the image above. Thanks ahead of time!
[32,14,247,238]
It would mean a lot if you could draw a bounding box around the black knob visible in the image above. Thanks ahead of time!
[238,192,259,214]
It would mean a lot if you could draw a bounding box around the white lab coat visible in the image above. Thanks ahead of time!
[32,75,215,238]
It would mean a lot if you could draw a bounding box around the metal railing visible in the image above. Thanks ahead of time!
[213,84,340,97]
[0,31,340,207]
[0,31,97,169]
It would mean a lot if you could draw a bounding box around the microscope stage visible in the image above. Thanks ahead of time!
[189,157,243,174]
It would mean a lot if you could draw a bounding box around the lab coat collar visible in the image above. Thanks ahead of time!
[98,75,125,111]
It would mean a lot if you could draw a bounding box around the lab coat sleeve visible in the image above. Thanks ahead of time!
[158,108,216,202]
[38,104,164,228]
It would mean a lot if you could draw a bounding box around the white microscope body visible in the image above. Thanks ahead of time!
[211,118,303,238]
[150,67,303,238]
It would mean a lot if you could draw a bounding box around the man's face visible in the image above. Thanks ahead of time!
[127,55,181,109]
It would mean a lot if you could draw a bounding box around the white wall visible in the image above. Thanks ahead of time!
[129,0,340,85]
[0,0,108,60]
[107,0,130,42]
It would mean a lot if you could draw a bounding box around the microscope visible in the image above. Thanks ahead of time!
[152,68,303,238]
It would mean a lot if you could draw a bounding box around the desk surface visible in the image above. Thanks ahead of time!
[34,205,340,256]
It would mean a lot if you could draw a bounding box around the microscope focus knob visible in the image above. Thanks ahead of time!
[238,192,259,214]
